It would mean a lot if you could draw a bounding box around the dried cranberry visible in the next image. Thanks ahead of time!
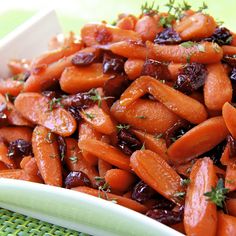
[57,135,66,161]
[22,71,31,81]
[204,27,232,46]
[227,135,236,158]
[72,51,98,66]
[117,129,142,155]
[151,196,175,210]
[8,139,32,159]
[141,59,170,80]
[165,120,193,147]
[146,208,183,226]
[174,63,207,94]
[67,106,82,123]
[154,28,182,45]
[65,171,91,189]
[0,103,8,127]
[223,55,236,67]
[95,27,113,44]
[132,181,156,203]
[230,67,236,81]
[103,52,126,74]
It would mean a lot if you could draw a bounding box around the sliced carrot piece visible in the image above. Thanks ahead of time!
[111,98,180,134]
[81,23,141,46]
[174,160,196,178]
[0,127,32,142]
[167,117,228,164]
[32,126,62,186]
[78,139,130,171]
[0,78,24,96]
[204,63,232,111]
[72,186,147,213]
[119,76,207,124]
[223,102,236,139]
[124,59,144,80]
[98,159,113,177]
[81,104,116,135]
[167,63,183,81]
[217,212,236,236]
[20,156,39,177]
[64,138,98,186]
[222,45,236,55]
[221,144,230,165]
[225,160,236,191]
[8,59,30,75]
[226,199,236,217]
[130,150,184,204]
[0,94,32,127]
[117,15,136,30]
[0,142,16,169]
[184,157,217,236]
[0,169,24,179]
[104,169,136,193]
[14,92,76,136]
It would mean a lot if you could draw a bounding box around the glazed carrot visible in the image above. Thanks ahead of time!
[124,59,144,80]
[130,150,184,204]
[174,12,216,40]
[222,45,236,55]
[104,169,136,193]
[98,159,113,177]
[14,93,76,136]
[217,212,236,236]
[81,23,141,46]
[225,160,236,191]
[189,91,205,104]
[8,59,30,75]
[184,157,217,236]
[81,104,116,135]
[24,54,74,92]
[64,138,98,186]
[78,122,102,165]
[32,126,62,186]
[0,94,32,127]
[146,41,223,64]
[0,161,8,170]
[60,64,111,94]
[167,117,228,164]
[226,199,236,217]
[0,169,25,179]
[111,98,180,134]
[73,186,147,213]
[167,63,183,81]
[78,139,131,171]
[119,76,207,124]
[0,78,24,96]
[135,15,163,41]
[204,63,232,111]
[222,102,236,139]
[20,156,39,177]
[221,144,230,165]
[131,129,169,161]
[0,127,32,142]
[117,15,136,30]
[0,142,16,169]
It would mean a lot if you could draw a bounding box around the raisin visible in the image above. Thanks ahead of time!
[103,52,126,74]
[57,135,67,161]
[223,55,236,67]
[132,181,156,203]
[22,71,31,81]
[72,51,100,66]
[154,28,182,45]
[67,106,82,123]
[141,59,170,80]
[95,27,113,44]
[230,68,236,102]
[204,27,232,46]
[174,63,207,94]
[146,207,183,226]
[8,139,32,159]
[230,67,236,81]
[65,171,91,189]
[227,135,236,158]
[165,120,193,147]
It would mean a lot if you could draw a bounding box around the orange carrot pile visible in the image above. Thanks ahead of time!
[1,1,236,235]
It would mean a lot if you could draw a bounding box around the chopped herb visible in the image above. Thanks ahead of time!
[140,143,146,150]
[69,156,78,163]
[12,75,20,81]
[181,178,191,186]
[173,191,186,199]
[154,133,163,140]
[83,111,95,120]
[48,98,63,111]
[204,178,229,208]
[160,79,166,83]
[141,1,159,15]
[180,41,196,48]
[88,89,113,108]
[197,2,208,12]
[212,42,221,53]
[165,0,176,13]
[197,44,205,52]
[216,19,224,26]
[94,176,105,182]
[136,115,146,119]
[226,36,233,44]
[98,181,111,200]
[35,130,41,135]
[5,93,12,102]
[159,14,176,28]
[186,53,192,63]
[45,132,54,144]
[116,124,130,132]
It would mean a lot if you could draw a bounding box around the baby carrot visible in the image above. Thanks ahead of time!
[32,126,62,186]
[226,199,236,217]
[0,78,24,96]
[225,160,236,191]
[98,159,113,177]
[0,127,32,143]
[222,45,236,55]
[184,158,217,236]
[217,212,236,236]
[124,59,144,80]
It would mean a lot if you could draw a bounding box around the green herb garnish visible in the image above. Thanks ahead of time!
[88,89,114,108]
[69,156,78,163]
[48,98,63,111]
[154,133,163,140]
[116,124,130,132]
[45,132,55,144]
[141,1,159,15]
[181,178,191,186]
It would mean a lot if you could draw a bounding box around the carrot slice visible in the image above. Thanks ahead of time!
[222,102,236,139]
[32,126,62,186]
[105,169,136,193]
[0,127,32,142]
[167,63,183,81]
[81,104,116,135]
[222,45,236,55]
[0,78,24,96]
[124,59,144,80]
[221,144,230,165]
[60,64,111,94]
[78,139,130,171]
[0,142,16,169]
[119,76,207,124]
[226,199,236,217]
[98,159,113,177]
[130,150,184,204]
[184,157,217,236]
[64,138,98,186]
[72,186,147,213]
[225,160,236,191]
[204,63,232,111]
[111,98,180,134]
[81,23,141,46]
[0,94,32,127]
[167,117,228,164]
[217,212,236,236]
[14,92,76,136]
